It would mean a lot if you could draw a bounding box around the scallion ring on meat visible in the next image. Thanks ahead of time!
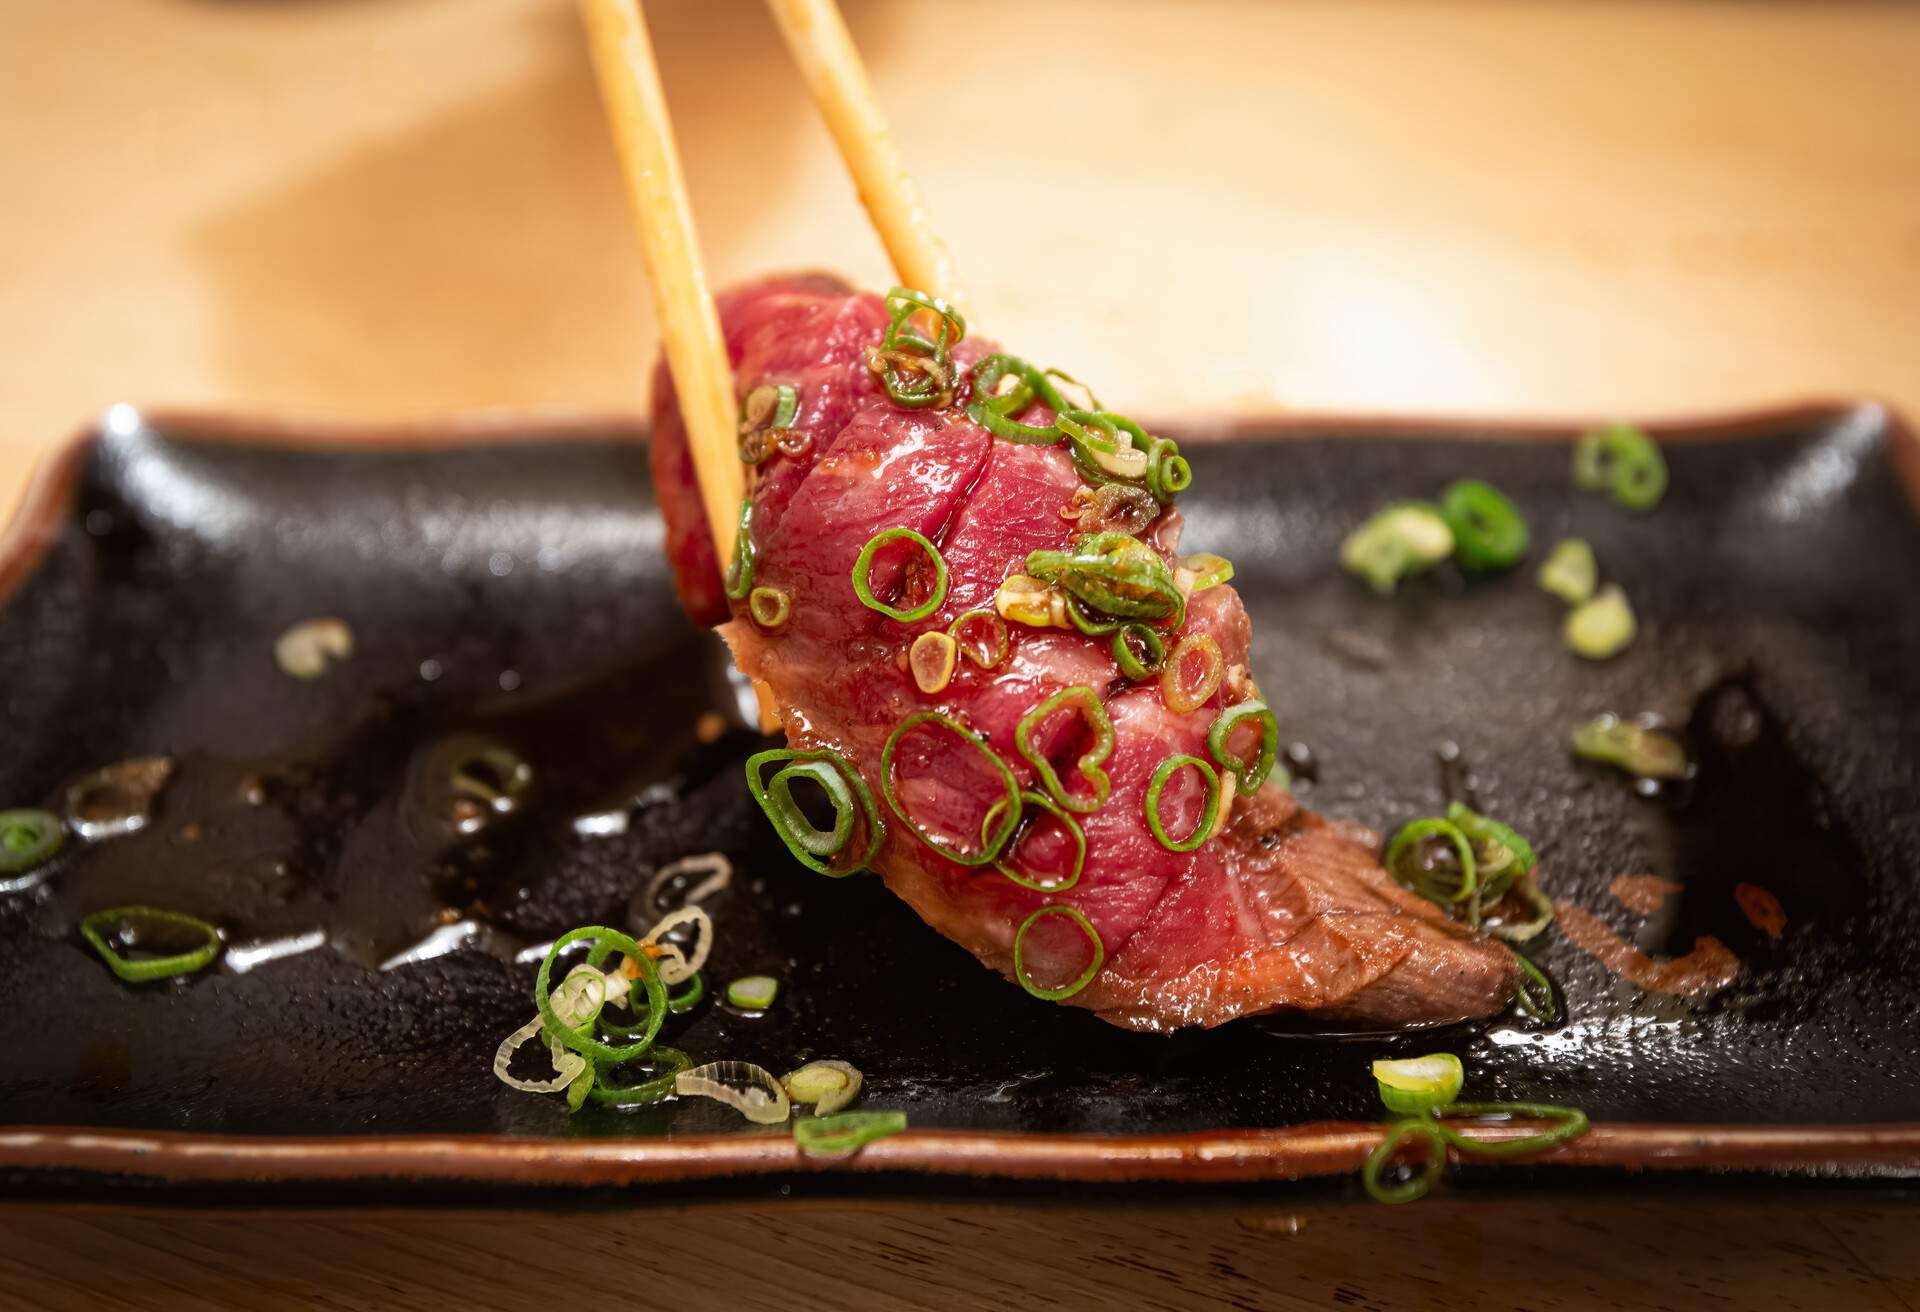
[724,498,756,601]
[1161,632,1224,714]
[1026,531,1185,627]
[745,747,885,877]
[1207,701,1280,794]
[1438,479,1529,571]
[79,905,222,983]
[1144,754,1223,852]
[908,631,958,694]
[794,1110,908,1158]
[738,383,798,463]
[1014,686,1114,814]
[1112,622,1166,679]
[1442,801,1536,905]
[1510,949,1559,1023]
[947,608,1009,668]
[881,712,1023,866]
[873,287,965,410]
[1489,880,1556,943]
[535,926,667,1065]
[748,585,791,630]
[984,789,1087,892]
[1574,423,1667,510]
[0,808,63,874]
[966,353,1071,444]
[1383,817,1478,905]
[1177,552,1234,594]
[1012,904,1105,1001]
[1148,438,1191,500]
[851,527,950,622]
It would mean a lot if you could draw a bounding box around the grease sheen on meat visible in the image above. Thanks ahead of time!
[652,274,1516,1032]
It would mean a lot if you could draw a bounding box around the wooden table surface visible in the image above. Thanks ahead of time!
[2,1,1917,1307]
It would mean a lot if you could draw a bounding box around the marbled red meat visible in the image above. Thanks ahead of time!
[652,274,1516,1032]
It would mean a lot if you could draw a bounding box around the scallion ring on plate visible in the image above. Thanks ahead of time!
[79,905,222,983]
[984,789,1087,892]
[881,712,1022,866]
[1012,904,1105,1001]
[1144,754,1223,852]
[535,926,666,1064]
[1536,538,1597,604]
[1340,502,1454,595]
[745,747,885,877]
[725,974,779,1010]
[1383,817,1478,905]
[1574,423,1667,510]
[1564,584,1636,660]
[851,527,950,622]
[1014,686,1114,814]
[1438,479,1529,572]
[1509,949,1560,1023]
[1373,1053,1465,1116]
[0,808,63,874]
[675,1060,793,1125]
[581,1044,692,1108]
[1207,701,1280,794]
[783,1060,864,1116]
[794,1110,908,1158]
[1442,801,1536,904]
[1362,1116,1448,1205]
[1434,1102,1591,1159]
[1570,714,1689,779]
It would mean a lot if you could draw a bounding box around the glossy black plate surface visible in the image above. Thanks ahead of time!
[0,406,1916,1161]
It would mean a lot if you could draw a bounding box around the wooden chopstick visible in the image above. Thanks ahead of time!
[579,0,743,562]
[763,0,963,308]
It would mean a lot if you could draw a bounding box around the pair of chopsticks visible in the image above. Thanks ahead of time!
[579,0,959,561]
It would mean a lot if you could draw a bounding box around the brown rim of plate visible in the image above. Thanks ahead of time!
[1,397,1917,1188]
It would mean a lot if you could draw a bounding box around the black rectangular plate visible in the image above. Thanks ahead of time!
[1,403,1916,1189]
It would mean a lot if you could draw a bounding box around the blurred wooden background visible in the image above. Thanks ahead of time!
[2,0,1917,515]
[1,2,1917,1307]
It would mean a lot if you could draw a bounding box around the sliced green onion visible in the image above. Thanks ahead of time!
[447,739,533,813]
[724,498,755,601]
[1340,502,1454,595]
[1177,552,1234,594]
[1372,1053,1465,1115]
[554,966,610,1029]
[1161,632,1224,714]
[881,712,1022,865]
[1570,714,1689,779]
[852,527,949,622]
[1207,701,1280,794]
[909,631,958,694]
[535,927,666,1064]
[0,808,63,874]
[986,789,1087,892]
[1026,531,1184,626]
[794,1110,908,1158]
[1435,1102,1590,1158]
[1012,905,1105,1001]
[1111,622,1165,679]
[873,288,965,409]
[667,971,705,1013]
[1564,584,1635,660]
[1510,949,1559,1022]
[274,617,353,679]
[738,384,799,463]
[1383,818,1478,905]
[1150,445,1192,501]
[1363,1117,1447,1205]
[79,906,221,983]
[1442,801,1536,905]
[726,974,780,1010]
[783,1060,865,1116]
[995,573,1068,630]
[966,354,1070,444]
[1536,538,1597,605]
[675,1060,793,1125]
[581,1045,692,1108]
[1063,411,1181,504]
[745,747,885,876]
[948,608,1009,668]
[1489,880,1556,943]
[1144,754,1223,852]
[748,585,791,630]
[1438,479,1529,571]
[1014,686,1114,814]
[1575,423,1667,510]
